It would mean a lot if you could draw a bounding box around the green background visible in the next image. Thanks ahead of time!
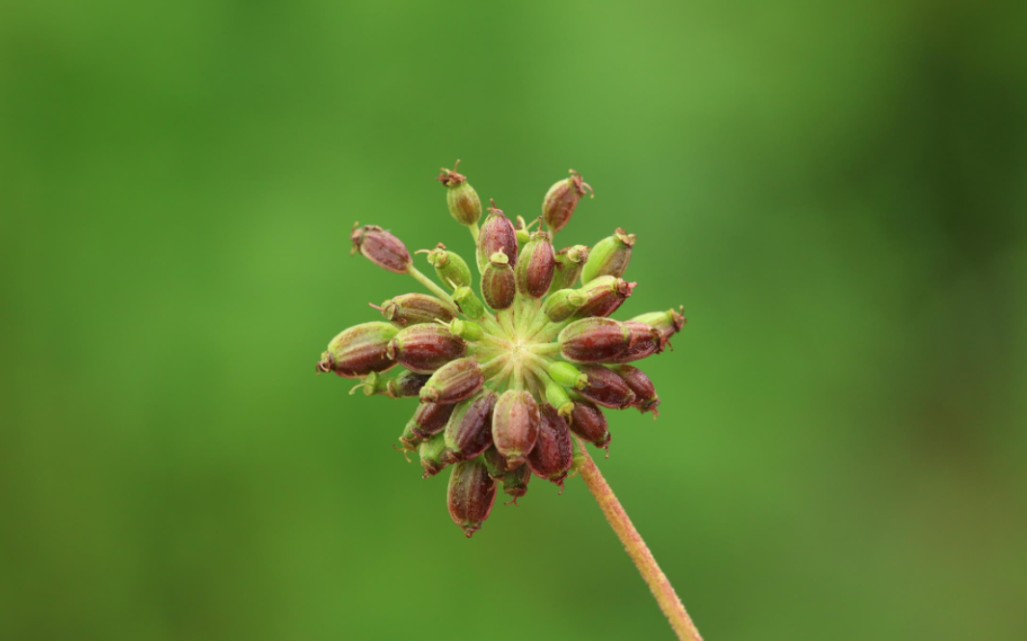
[3,1,1025,639]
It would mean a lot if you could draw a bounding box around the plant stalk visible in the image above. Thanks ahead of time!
[575,440,704,641]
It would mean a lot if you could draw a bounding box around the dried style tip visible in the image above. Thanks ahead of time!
[423,244,473,289]
[439,161,483,226]
[558,317,631,363]
[387,324,467,374]
[573,275,636,318]
[351,225,411,274]
[578,365,637,409]
[376,293,456,327]
[477,205,519,270]
[616,366,661,415]
[420,358,485,404]
[444,392,498,462]
[542,169,593,233]
[551,245,590,291]
[631,307,687,349]
[515,230,556,298]
[569,400,611,449]
[481,252,516,310]
[447,459,498,537]
[491,390,540,467]
[581,228,635,283]
[527,405,575,485]
[319,322,399,378]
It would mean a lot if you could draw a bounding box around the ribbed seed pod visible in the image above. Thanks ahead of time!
[376,293,456,327]
[448,459,498,537]
[551,245,590,291]
[419,434,452,478]
[438,163,483,226]
[544,380,574,418]
[387,324,467,374]
[477,206,519,270]
[481,251,516,310]
[616,366,660,414]
[351,225,411,274]
[318,322,399,378]
[386,371,432,398]
[559,318,631,363]
[569,400,611,448]
[452,286,486,320]
[578,365,637,409]
[411,401,457,440]
[630,307,687,349]
[491,390,540,467]
[420,358,485,404]
[543,288,586,322]
[547,361,588,390]
[603,322,663,364]
[528,405,575,485]
[424,243,473,289]
[542,170,593,233]
[446,318,484,342]
[581,228,635,283]
[443,392,497,462]
[515,230,556,298]
[484,448,532,501]
[574,275,636,318]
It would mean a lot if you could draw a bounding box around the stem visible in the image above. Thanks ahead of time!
[407,265,456,307]
[575,441,703,641]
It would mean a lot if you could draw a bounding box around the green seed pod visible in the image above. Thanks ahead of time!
[543,288,586,322]
[547,361,587,390]
[558,317,631,363]
[481,251,516,310]
[630,307,687,349]
[399,417,422,452]
[447,458,498,538]
[515,230,556,298]
[423,243,472,290]
[443,392,497,462]
[351,224,412,274]
[376,293,456,327]
[420,358,485,405]
[544,380,574,419]
[542,169,593,233]
[581,228,635,284]
[419,434,452,478]
[438,162,483,226]
[317,322,399,378]
[447,318,484,342]
[452,286,486,320]
[491,389,540,467]
[387,324,467,374]
[551,245,590,291]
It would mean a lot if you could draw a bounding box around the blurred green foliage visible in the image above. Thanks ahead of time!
[2,1,1025,639]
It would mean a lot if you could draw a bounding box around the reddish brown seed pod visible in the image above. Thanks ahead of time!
[527,405,574,485]
[578,365,637,409]
[569,400,611,448]
[386,371,432,398]
[542,170,593,233]
[616,366,661,415]
[491,389,540,467]
[551,245,590,291]
[574,276,636,318]
[387,324,467,374]
[630,307,687,349]
[482,447,532,500]
[447,459,498,538]
[375,293,456,327]
[411,401,458,440]
[515,230,556,298]
[558,317,632,363]
[419,358,485,404]
[481,252,516,310]
[604,321,663,364]
[351,225,411,274]
[477,205,519,269]
[317,322,399,378]
[443,392,498,462]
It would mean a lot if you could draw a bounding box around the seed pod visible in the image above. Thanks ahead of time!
[399,418,423,451]
[544,380,574,419]
[514,216,533,244]
[386,371,431,398]
[515,230,556,297]
[483,447,531,500]
[351,225,411,274]
[387,324,467,374]
[578,365,636,409]
[574,275,636,318]
[542,169,593,233]
[411,401,457,440]
[452,286,486,320]
[543,288,586,322]
[477,205,518,271]
[317,322,399,378]
[438,162,483,226]
[419,434,452,478]
[547,361,587,390]
[491,390,540,467]
[481,251,516,310]
[424,243,472,289]
[551,245,590,291]
[376,293,456,327]
[630,307,687,349]
[569,400,611,448]
[581,228,635,283]
[447,459,498,538]
[420,358,485,404]
[443,392,497,462]
[527,405,574,485]
[616,366,660,415]
[446,318,484,342]
[603,321,663,363]
[558,317,631,363]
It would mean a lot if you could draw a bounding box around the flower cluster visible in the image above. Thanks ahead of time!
[317,162,685,537]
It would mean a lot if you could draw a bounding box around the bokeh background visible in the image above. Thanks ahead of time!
[2,1,1025,639]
